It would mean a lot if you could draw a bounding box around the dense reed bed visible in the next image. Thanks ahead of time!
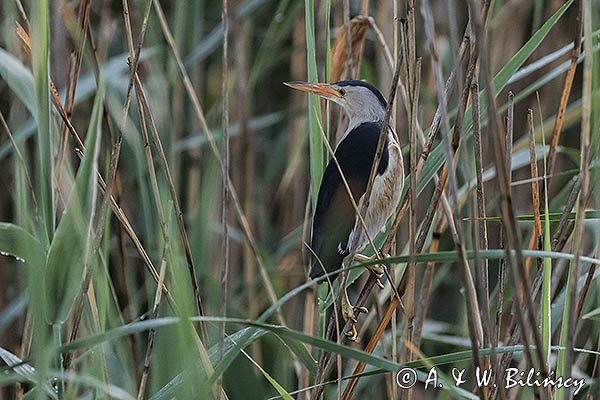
[0,0,598,399]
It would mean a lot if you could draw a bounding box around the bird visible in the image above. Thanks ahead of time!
[285,79,404,340]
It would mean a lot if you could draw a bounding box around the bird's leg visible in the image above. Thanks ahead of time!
[353,253,387,288]
[341,287,368,341]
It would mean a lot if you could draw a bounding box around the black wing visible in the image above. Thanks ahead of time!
[310,122,388,279]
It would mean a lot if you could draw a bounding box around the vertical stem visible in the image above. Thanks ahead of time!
[557,2,591,398]
[505,91,514,185]
[472,81,498,395]
[342,0,352,78]
[531,108,552,371]
[220,0,230,359]
[53,323,64,397]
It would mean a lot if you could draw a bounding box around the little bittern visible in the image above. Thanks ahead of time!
[286,80,404,340]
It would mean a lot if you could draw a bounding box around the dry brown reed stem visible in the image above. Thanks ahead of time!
[132,82,171,399]
[63,0,90,135]
[471,80,495,362]
[136,253,168,400]
[220,0,231,362]
[546,0,582,188]
[136,80,168,238]
[235,18,258,361]
[15,0,30,31]
[396,0,422,372]
[400,8,419,387]
[576,242,598,320]
[528,109,542,245]
[151,0,288,328]
[411,218,443,349]
[527,108,546,395]
[422,2,485,398]
[565,0,592,379]
[343,0,353,79]
[506,92,514,184]
[468,0,548,381]
[360,0,369,17]
[390,5,400,398]
[54,0,90,204]
[406,20,419,400]
[493,269,506,399]
[551,176,580,249]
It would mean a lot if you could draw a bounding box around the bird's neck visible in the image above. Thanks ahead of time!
[345,106,386,133]
[340,113,388,146]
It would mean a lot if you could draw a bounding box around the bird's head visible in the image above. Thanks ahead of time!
[285,80,387,128]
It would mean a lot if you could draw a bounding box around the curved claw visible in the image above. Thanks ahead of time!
[367,264,385,277]
[344,325,358,341]
[355,306,369,315]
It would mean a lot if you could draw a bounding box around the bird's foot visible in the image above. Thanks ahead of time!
[341,289,368,341]
[353,253,388,289]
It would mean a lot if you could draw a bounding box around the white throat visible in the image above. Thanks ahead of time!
[344,104,385,132]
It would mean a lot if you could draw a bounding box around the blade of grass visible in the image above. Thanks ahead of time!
[531,108,552,367]
[240,348,294,400]
[0,347,58,399]
[0,223,45,268]
[304,0,325,204]
[0,48,37,119]
[31,0,53,245]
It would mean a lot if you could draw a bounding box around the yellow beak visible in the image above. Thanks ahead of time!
[284,81,342,100]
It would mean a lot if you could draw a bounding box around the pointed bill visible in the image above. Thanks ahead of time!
[284,81,341,100]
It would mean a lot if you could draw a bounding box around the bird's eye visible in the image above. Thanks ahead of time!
[338,88,346,96]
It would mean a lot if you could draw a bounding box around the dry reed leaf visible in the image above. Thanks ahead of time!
[330,16,370,82]
[16,22,31,51]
